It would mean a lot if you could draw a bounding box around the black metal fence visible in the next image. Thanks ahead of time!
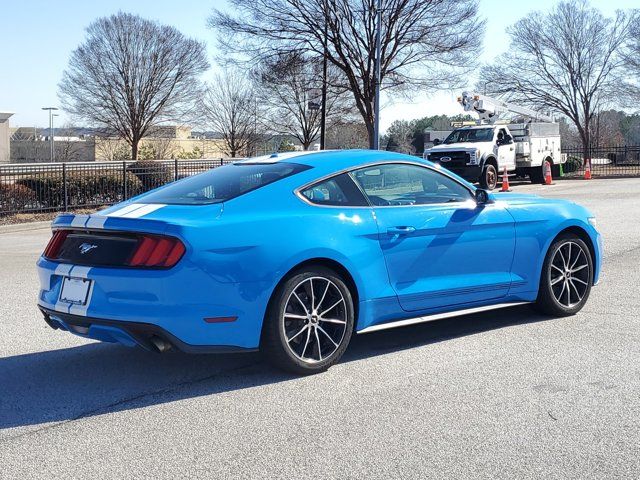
[561,146,640,178]
[3,146,640,216]
[0,159,235,216]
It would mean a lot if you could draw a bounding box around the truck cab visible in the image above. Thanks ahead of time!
[424,125,515,190]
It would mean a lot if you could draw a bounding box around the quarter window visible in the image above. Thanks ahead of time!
[351,163,472,206]
[301,173,369,206]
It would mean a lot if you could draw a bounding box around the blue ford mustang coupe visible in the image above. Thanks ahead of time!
[37,150,602,374]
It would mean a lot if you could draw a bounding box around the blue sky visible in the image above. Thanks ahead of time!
[0,0,635,131]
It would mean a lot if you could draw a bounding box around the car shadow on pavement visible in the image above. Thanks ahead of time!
[1,305,553,431]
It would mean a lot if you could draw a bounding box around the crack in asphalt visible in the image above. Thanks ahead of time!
[1,359,261,444]
[602,243,640,262]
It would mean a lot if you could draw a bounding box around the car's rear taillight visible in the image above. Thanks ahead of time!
[127,235,185,268]
[43,229,185,268]
[43,230,69,259]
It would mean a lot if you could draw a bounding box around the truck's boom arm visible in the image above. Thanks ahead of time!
[459,91,553,124]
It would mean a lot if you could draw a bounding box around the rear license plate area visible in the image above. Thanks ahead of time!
[59,277,92,305]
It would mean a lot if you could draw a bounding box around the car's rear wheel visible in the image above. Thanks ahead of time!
[261,267,354,374]
[534,234,593,316]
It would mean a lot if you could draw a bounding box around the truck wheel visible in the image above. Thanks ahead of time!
[530,163,545,184]
[479,164,498,190]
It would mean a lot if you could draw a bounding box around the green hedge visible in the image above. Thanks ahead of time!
[564,156,583,173]
[0,183,39,213]
[126,160,174,192]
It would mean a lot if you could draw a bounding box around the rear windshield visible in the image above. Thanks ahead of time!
[141,162,311,205]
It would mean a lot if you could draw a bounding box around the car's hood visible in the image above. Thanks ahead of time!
[492,192,554,205]
[492,192,585,209]
[491,192,595,224]
[427,142,491,152]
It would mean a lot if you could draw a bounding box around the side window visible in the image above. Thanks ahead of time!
[351,163,472,206]
[301,173,369,207]
[498,128,511,145]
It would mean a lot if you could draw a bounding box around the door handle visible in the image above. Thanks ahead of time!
[387,226,416,235]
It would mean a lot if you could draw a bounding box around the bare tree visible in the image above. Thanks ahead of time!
[325,121,369,150]
[253,52,355,149]
[209,0,484,148]
[59,12,209,160]
[203,71,259,158]
[482,0,635,163]
[384,119,417,153]
[592,110,626,147]
[622,16,640,107]
[54,126,85,162]
[95,138,131,161]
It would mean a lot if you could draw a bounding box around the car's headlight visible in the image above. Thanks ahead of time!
[588,217,597,229]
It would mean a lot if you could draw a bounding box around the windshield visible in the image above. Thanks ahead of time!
[141,162,311,205]
[443,128,494,144]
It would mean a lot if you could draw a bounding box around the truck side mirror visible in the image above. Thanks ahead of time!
[433,138,441,146]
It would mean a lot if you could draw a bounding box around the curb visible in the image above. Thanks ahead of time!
[0,220,52,235]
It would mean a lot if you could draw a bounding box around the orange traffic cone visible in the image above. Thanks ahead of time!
[500,166,511,192]
[544,160,553,185]
[584,158,592,180]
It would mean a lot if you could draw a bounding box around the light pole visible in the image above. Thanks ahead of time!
[52,114,59,162]
[373,0,382,150]
[319,0,328,150]
[42,107,58,162]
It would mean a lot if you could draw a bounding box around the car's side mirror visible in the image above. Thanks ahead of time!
[433,138,441,146]
[475,189,493,205]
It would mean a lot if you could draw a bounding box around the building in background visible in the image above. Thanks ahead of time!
[9,124,230,162]
[0,112,13,163]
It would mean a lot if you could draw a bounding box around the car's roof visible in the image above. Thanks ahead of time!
[237,149,423,175]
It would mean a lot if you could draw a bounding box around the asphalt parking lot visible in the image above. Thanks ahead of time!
[1,178,639,479]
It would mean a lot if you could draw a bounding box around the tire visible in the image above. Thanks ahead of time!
[261,266,355,374]
[533,234,593,317]
[529,160,550,184]
[479,163,498,190]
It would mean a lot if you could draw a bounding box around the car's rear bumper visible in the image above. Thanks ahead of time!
[39,306,256,353]
[36,256,272,350]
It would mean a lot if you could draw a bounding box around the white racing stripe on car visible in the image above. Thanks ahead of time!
[119,203,166,218]
[85,215,107,229]
[70,214,89,228]
[68,283,94,317]
[52,264,73,312]
[67,266,93,316]
[52,265,93,316]
[69,265,92,279]
[104,203,149,217]
[54,264,74,276]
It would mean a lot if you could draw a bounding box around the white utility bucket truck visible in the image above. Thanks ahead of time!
[424,92,563,190]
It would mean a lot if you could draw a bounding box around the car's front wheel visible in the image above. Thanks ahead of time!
[534,234,593,316]
[261,267,355,374]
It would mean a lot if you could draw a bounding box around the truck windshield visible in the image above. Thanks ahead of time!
[443,128,493,144]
